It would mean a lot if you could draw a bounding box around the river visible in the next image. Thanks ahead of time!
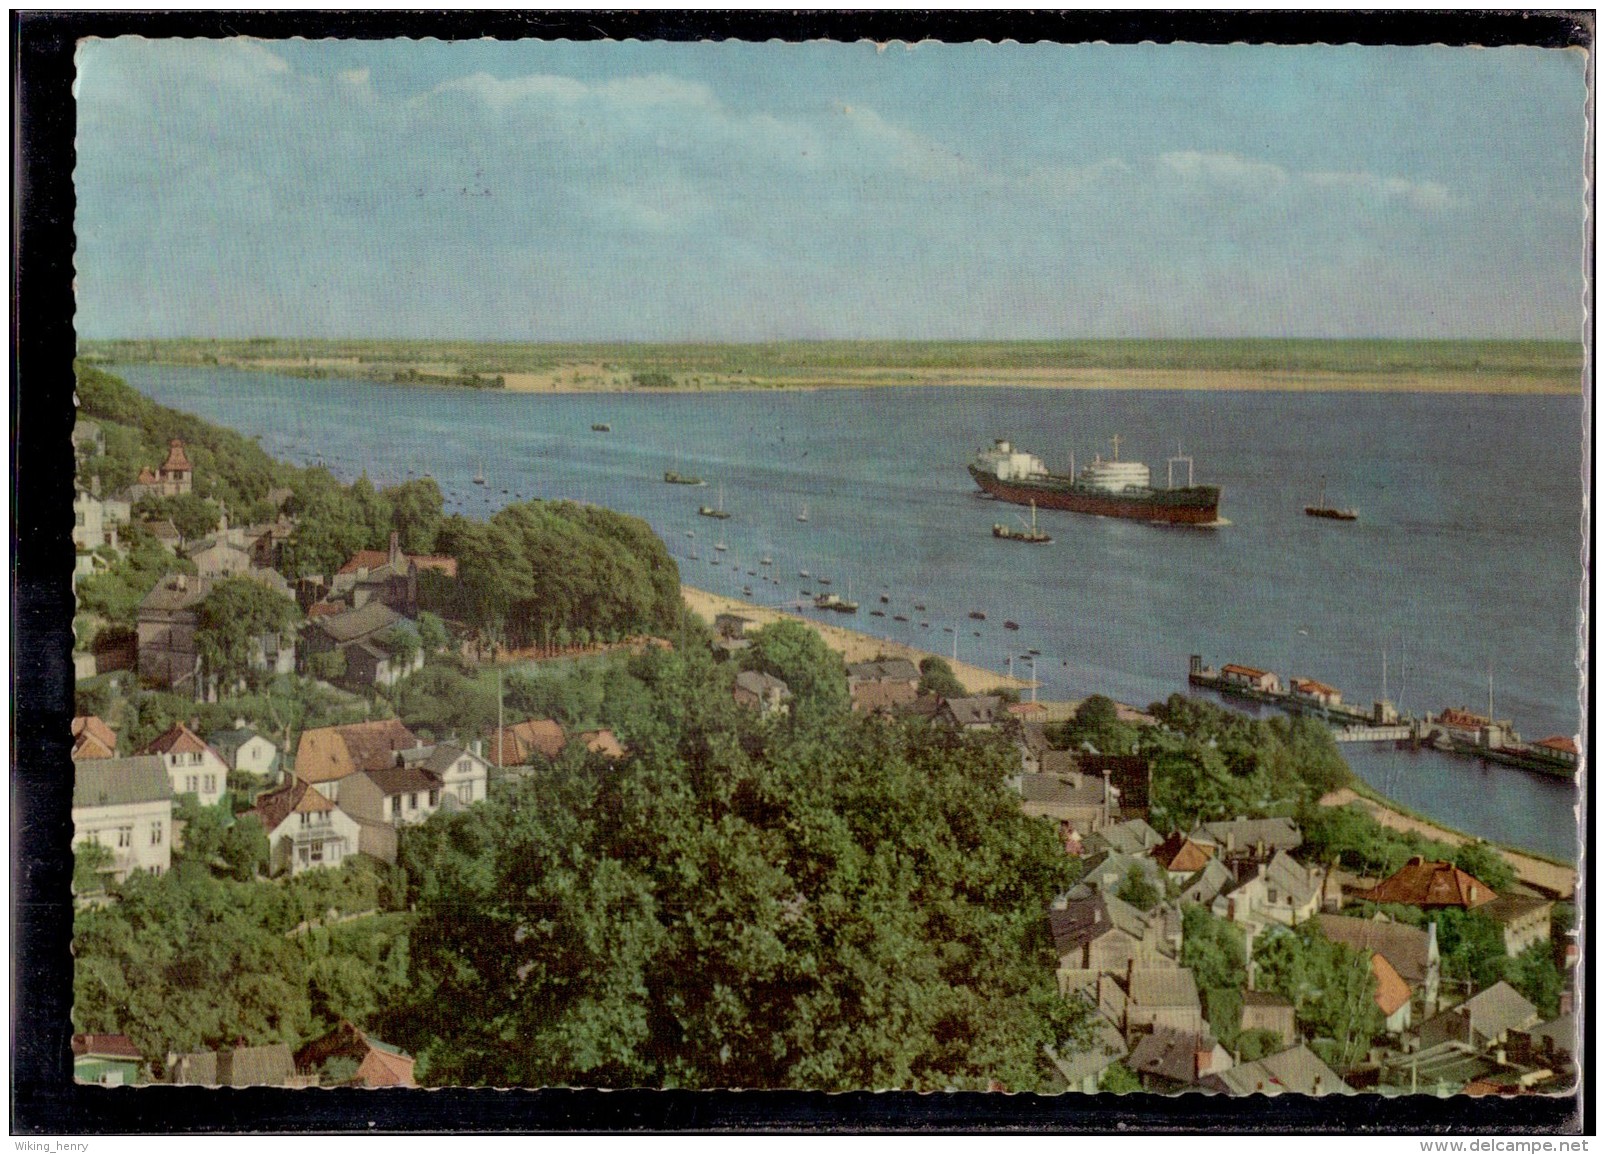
[112,365,1585,859]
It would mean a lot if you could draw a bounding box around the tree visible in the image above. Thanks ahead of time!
[416,611,449,656]
[220,814,269,882]
[383,477,445,554]
[740,620,849,719]
[73,840,115,894]
[1115,864,1161,913]
[1253,923,1382,1070]
[1182,905,1247,994]
[1098,1063,1141,1093]
[308,649,348,683]
[195,577,301,691]
[1452,842,1517,895]
[1063,694,1138,755]
[1505,941,1562,1019]
[917,656,965,699]
[132,494,221,543]
[378,626,420,671]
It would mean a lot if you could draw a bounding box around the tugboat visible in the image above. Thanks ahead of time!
[698,483,732,519]
[993,500,1052,543]
[1304,476,1358,521]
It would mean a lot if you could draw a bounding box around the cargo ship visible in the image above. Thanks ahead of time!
[969,437,1221,526]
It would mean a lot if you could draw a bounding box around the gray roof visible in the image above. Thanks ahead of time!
[1423,981,1539,1047]
[398,742,484,775]
[941,695,1001,726]
[1178,858,1236,906]
[73,758,174,809]
[1482,893,1553,925]
[138,574,213,613]
[1019,721,1053,756]
[1204,1044,1354,1096]
[1128,1026,1219,1085]
[1192,816,1303,854]
[312,600,403,644]
[1074,850,1165,898]
[1523,1014,1577,1052]
[846,658,919,683]
[1129,967,1200,1012]
[1047,1012,1127,1086]
[363,766,443,797]
[1018,772,1105,810]
[206,727,272,758]
[1314,914,1434,986]
[1040,749,1079,777]
[1048,892,1150,956]
[1088,818,1162,857]
[735,669,791,697]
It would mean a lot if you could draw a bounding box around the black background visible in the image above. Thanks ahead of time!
[13,8,1592,1134]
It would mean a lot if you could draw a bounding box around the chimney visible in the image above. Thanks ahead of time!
[472,738,483,757]
[1312,1075,1323,1096]
[1126,956,1136,990]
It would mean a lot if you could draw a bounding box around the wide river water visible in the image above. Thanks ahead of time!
[115,365,1585,859]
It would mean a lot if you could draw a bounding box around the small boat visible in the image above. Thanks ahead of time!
[760,556,773,566]
[914,603,926,612]
[686,530,696,538]
[920,622,930,628]
[1004,621,1020,631]
[798,569,810,578]
[893,614,909,622]
[473,460,487,486]
[746,570,757,577]
[870,610,886,618]
[796,504,810,523]
[817,577,832,586]
[743,586,753,596]
[714,540,728,553]
[1305,476,1358,521]
[1028,648,1041,656]
[879,595,890,604]
[592,423,611,432]
[801,589,811,596]
[664,470,705,485]
[943,627,954,634]
[969,611,986,621]
[993,500,1052,543]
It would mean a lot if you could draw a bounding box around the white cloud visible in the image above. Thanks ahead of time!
[1302,169,1454,211]
[1159,150,1290,193]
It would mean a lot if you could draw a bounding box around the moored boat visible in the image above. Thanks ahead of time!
[1305,476,1358,521]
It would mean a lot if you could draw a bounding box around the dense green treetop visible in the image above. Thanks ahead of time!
[739,619,850,720]
[194,577,302,691]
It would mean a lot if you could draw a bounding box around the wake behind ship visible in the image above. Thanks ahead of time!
[969,437,1222,526]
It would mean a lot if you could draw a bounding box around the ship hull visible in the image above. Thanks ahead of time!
[969,466,1221,525]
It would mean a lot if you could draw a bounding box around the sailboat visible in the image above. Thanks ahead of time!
[699,482,732,519]
[832,578,859,614]
[796,503,810,523]
[473,460,487,486]
[1305,476,1357,521]
[993,499,1051,543]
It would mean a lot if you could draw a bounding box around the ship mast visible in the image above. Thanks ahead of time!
[1110,434,1122,461]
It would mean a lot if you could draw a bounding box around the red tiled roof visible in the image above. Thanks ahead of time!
[73,1033,142,1060]
[162,440,192,472]
[1361,857,1497,909]
[295,718,419,784]
[1221,663,1271,678]
[486,719,566,766]
[1291,677,1339,696]
[1437,707,1490,728]
[136,468,160,485]
[337,550,457,578]
[356,1046,416,1088]
[137,721,220,761]
[1535,736,1579,755]
[1152,831,1214,874]
[250,777,336,834]
[579,729,626,759]
[72,715,118,760]
[306,601,344,619]
[1370,952,1411,1017]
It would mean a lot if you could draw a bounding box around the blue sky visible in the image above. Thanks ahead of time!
[74,39,1587,341]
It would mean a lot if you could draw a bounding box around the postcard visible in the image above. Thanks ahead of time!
[32,17,1590,1134]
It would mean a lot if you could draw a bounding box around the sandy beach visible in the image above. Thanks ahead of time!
[1318,787,1576,900]
[681,584,1032,696]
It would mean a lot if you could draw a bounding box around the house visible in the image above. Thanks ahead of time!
[295,1021,417,1088]
[1314,914,1441,1017]
[73,484,114,577]
[396,741,490,808]
[1017,721,1053,774]
[300,601,422,689]
[936,695,1002,730]
[1201,1044,1353,1096]
[244,515,296,570]
[734,669,793,716]
[1370,950,1414,1034]
[1212,851,1323,930]
[339,765,445,829]
[1177,858,1236,907]
[71,758,173,883]
[1124,965,1205,1037]
[185,536,250,578]
[1219,664,1280,694]
[293,718,419,802]
[1289,676,1342,709]
[1360,856,1497,911]
[207,723,281,781]
[136,573,212,692]
[71,715,118,760]
[485,718,567,768]
[1087,818,1163,857]
[72,1034,144,1087]
[1048,891,1166,977]
[1239,990,1296,1047]
[1072,850,1167,902]
[1045,1011,1128,1094]
[248,777,360,877]
[137,721,229,807]
[1150,831,1215,880]
[1189,816,1303,863]
[330,532,458,617]
[1076,754,1151,819]
[1417,982,1539,1052]
[1506,1015,1576,1077]
[1126,1026,1233,1092]
[1527,735,1579,772]
[168,1044,305,1087]
[129,438,193,499]
[850,678,918,715]
[714,612,760,640]
[1481,894,1553,956]
[1016,771,1112,842]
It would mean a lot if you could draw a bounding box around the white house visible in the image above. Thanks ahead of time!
[72,757,173,882]
[206,724,282,782]
[1212,851,1324,931]
[396,742,490,809]
[137,722,229,807]
[247,777,360,877]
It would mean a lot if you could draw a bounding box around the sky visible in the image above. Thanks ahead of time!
[73,38,1588,341]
